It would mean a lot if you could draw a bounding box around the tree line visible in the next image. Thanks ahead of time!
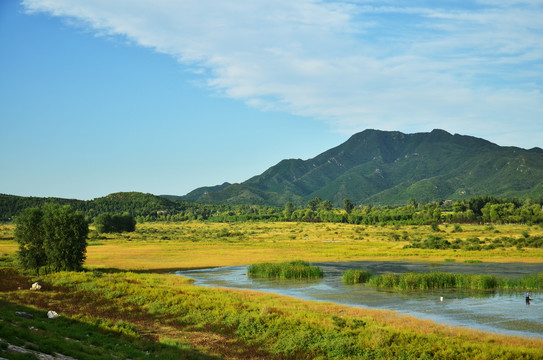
[3,193,543,226]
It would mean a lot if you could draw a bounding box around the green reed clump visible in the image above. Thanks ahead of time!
[247,260,324,279]
[342,269,372,284]
[368,272,543,291]
[497,272,543,290]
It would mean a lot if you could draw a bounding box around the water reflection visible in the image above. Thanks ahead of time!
[176,261,543,338]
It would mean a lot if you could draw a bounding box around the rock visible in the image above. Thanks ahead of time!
[30,282,41,291]
[47,310,59,319]
[15,311,33,319]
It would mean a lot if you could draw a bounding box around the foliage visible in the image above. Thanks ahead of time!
[171,129,543,207]
[342,269,372,284]
[368,271,543,291]
[14,207,46,275]
[247,260,324,279]
[343,199,354,214]
[14,203,88,274]
[94,212,136,234]
[41,204,88,272]
[3,191,543,228]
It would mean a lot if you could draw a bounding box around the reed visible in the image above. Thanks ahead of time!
[247,260,324,279]
[342,269,372,284]
[368,271,543,290]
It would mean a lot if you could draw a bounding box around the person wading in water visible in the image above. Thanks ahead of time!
[526,291,532,306]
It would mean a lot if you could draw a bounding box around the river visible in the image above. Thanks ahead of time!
[175,261,543,338]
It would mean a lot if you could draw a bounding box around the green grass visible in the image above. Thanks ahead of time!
[342,269,372,284]
[247,260,324,279]
[366,271,543,291]
[0,299,207,360]
[2,268,543,359]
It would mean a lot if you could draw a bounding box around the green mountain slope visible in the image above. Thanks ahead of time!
[180,129,543,206]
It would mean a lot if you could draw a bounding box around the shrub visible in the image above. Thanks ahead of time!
[94,213,136,234]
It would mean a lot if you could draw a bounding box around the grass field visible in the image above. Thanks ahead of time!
[2,221,543,359]
[3,221,541,271]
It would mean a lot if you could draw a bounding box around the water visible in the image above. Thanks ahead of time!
[175,261,543,338]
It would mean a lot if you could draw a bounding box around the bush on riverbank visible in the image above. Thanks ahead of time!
[247,260,324,279]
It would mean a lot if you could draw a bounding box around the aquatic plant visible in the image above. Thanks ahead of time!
[342,269,372,284]
[368,271,543,291]
[247,260,324,279]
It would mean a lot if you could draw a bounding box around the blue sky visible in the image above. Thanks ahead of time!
[1,0,542,200]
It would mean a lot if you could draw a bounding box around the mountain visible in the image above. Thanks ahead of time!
[164,182,232,202]
[177,129,543,206]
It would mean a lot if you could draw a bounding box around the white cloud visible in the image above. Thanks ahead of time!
[23,0,543,147]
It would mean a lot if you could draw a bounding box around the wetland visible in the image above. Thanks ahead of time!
[178,261,543,338]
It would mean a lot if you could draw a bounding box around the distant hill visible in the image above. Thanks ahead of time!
[0,192,190,221]
[177,129,543,206]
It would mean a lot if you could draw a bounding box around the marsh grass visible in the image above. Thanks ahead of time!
[247,260,324,279]
[342,269,372,284]
[368,271,543,290]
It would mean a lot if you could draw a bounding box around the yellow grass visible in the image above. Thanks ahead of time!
[2,221,543,358]
[2,221,543,270]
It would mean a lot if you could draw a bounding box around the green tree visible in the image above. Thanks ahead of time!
[344,199,354,214]
[42,203,89,272]
[307,197,322,212]
[321,200,333,211]
[407,198,418,208]
[433,207,442,222]
[94,213,113,233]
[94,212,136,234]
[284,202,294,219]
[14,207,46,275]
[452,201,467,213]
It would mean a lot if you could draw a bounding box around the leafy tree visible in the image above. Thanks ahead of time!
[94,213,113,233]
[94,212,136,234]
[14,204,88,273]
[307,197,322,212]
[321,200,333,211]
[407,198,418,208]
[14,207,46,275]
[452,201,467,213]
[284,202,294,219]
[114,213,136,232]
[41,204,89,272]
[433,207,442,222]
[344,199,354,214]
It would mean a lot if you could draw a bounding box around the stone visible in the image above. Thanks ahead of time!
[30,282,41,291]
[47,310,59,319]
[15,311,33,319]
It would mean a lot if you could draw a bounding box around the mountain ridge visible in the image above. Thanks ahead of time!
[176,129,543,206]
